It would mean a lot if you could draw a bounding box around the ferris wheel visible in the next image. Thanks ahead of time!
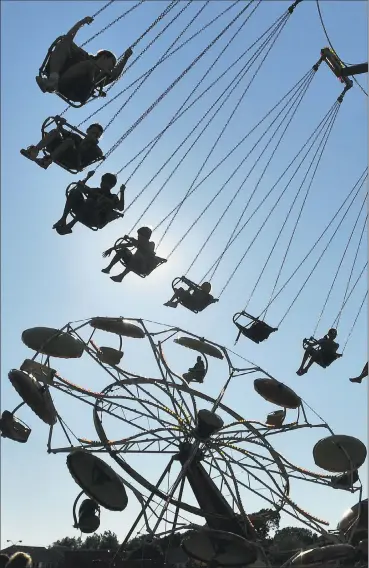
[2,316,367,567]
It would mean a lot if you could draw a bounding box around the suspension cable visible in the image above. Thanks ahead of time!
[201,97,340,288]
[333,213,368,328]
[121,4,302,222]
[274,175,367,326]
[245,88,338,313]
[257,169,367,317]
[157,6,288,248]
[219,101,340,299]
[77,0,244,126]
[97,2,254,170]
[343,289,368,352]
[122,0,261,217]
[111,1,298,180]
[184,70,315,276]
[101,0,194,133]
[153,68,318,240]
[313,198,367,335]
[205,72,315,282]
[81,0,143,48]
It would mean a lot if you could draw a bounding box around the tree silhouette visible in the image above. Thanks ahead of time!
[51,531,119,551]
[51,536,83,549]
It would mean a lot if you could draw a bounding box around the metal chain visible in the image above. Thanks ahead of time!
[76,0,241,126]
[115,0,211,179]
[102,0,192,133]
[124,2,255,230]
[343,289,368,352]
[81,0,145,48]
[105,3,253,166]
[92,0,115,19]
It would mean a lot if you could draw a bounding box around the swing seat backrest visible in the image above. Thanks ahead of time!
[234,319,274,344]
[39,37,108,108]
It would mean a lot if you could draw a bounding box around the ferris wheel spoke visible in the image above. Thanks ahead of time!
[220,451,287,506]
[97,404,183,450]
[100,396,185,435]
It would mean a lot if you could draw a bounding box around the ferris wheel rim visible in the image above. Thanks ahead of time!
[93,376,291,519]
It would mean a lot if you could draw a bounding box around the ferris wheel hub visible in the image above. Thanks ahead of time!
[195,409,224,439]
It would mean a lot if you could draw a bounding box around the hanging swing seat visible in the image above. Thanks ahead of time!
[38,37,108,108]
[233,312,278,344]
[302,337,342,368]
[171,277,218,313]
[113,236,167,278]
[0,410,31,443]
[66,182,124,231]
[23,116,105,174]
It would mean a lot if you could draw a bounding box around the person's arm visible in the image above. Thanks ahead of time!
[105,48,133,85]
[66,16,94,40]
[116,184,126,211]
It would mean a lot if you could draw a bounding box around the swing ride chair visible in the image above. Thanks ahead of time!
[302,337,342,369]
[233,312,278,345]
[4,317,366,567]
[38,37,108,108]
[65,182,123,231]
[171,276,219,314]
[113,237,167,278]
[39,116,105,174]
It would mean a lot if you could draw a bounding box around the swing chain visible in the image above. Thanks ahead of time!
[81,0,145,48]
[92,0,115,20]
[130,0,179,51]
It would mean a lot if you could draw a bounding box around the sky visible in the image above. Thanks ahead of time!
[1,0,368,551]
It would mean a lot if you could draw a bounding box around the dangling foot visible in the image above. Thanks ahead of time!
[164,301,178,308]
[55,225,73,235]
[20,146,39,161]
[53,219,66,230]
[36,156,53,169]
[296,369,303,376]
[36,73,59,93]
[101,267,111,274]
[349,377,362,383]
[110,274,125,283]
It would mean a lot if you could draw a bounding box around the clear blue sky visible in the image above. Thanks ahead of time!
[1,0,367,549]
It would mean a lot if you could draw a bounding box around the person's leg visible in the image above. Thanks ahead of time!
[21,129,62,162]
[53,187,84,227]
[102,249,130,273]
[57,62,96,102]
[350,362,369,383]
[110,268,130,283]
[297,348,312,375]
[164,287,186,308]
[36,36,74,92]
